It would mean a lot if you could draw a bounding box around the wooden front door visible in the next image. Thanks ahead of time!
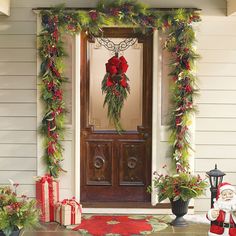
[80,28,153,204]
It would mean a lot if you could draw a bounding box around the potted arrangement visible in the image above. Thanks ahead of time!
[148,168,208,226]
[0,185,40,236]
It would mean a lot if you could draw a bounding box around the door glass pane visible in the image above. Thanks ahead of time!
[89,38,143,131]
[159,33,171,126]
[63,34,74,125]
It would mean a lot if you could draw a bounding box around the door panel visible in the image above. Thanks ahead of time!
[80,28,153,204]
[86,140,113,186]
[118,140,146,186]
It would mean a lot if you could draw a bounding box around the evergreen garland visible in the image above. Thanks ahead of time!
[102,55,130,132]
[39,0,201,177]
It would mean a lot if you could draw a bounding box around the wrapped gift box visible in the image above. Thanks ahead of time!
[36,174,59,222]
[55,198,82,226]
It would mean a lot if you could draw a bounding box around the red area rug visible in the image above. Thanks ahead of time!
[73,215,169,235]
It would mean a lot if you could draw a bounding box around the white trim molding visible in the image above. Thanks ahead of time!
[75,30,167,210]
[0,0,10,16]
[75,34,81,201]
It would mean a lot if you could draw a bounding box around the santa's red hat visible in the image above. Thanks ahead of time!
[216,182,235,199]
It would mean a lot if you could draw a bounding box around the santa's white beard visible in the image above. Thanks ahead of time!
[214,196,236,212]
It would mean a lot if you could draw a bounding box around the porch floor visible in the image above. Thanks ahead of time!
[20,220,209,235]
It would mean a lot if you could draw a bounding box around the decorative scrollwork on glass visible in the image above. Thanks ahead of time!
[96,37,137,53]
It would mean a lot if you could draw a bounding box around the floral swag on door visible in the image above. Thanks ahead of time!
[38,0,200,177]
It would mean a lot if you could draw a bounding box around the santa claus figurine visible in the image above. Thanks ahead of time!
[207,182,236,236]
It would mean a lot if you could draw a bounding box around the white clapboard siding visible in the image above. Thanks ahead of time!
[0,117,36,130]
[201,15,236,22]
[196,172,236,187]
[0,171,36,184]
[196,132,236,145]
[197,63,236,76]
[0,22,36,35]
[17,185,35,198]
[196,145,236,159]
[0,158,36,171]
[0,144,36,157]
[0,49,36,62]
[0,104,36,116]
[0,76,36,89]
[197,35,236,50]
[195,199,211,213]
[0,8,36,22]
[198,50,236,63]
[0,63,36,76]
[0,184,35,197]
[198,20,236,35]
[197,91,236,104]
[0,90,36,103]
[196,118,236,131]
[0,131,36,144]
[196,158,236,172]
[198,77,236,90]
[0,35,36,48]
[197,104,236,118]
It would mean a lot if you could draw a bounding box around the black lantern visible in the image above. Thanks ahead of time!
[206,164,225,208]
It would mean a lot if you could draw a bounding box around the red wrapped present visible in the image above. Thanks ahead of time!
[35,174,59,222]
[55,198,82,226]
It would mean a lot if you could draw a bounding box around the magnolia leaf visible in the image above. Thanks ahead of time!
[173,195,180,201]
[49,126,57,131]
[128,215,146,220]
[46,118,54,121]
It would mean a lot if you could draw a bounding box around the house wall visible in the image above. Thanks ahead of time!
[0,0,234,214]
[195,14,236,213]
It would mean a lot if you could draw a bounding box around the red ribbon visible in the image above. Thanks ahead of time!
[59,198,82,225]
[38,174,52,183]
[37,174,57,222]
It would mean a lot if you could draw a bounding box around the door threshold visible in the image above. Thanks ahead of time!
[81,202,194,214]
[81,202,171,209]
[82,207,194,215]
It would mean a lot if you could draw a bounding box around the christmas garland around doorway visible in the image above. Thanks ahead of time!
[39,0,200,177]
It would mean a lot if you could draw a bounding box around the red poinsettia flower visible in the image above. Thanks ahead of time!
[119,61,128,73]
[120,76,127,88]
[52,30,59,42]
[106,77,114,87]
[53,89,62,100]
[106,63,118,75]
[175,117,182,126]
[108,56,120,67]
[184,60,191,70]
[47,81,54,90]
[47,141,56,155]
[89,10,99,21]
[185,84,192,93]
[119,56,127,64]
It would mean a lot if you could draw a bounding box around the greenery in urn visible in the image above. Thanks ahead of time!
[0,184,40,236]
[147,166,208,202]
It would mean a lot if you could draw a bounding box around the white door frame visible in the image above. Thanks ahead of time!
[73,31,185,214]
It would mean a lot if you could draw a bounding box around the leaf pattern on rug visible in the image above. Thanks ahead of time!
[107,220,120,225]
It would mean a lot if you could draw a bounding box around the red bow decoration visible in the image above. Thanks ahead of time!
[101,55,130,132]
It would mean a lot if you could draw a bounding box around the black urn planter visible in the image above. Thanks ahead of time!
[170,198,190,227]
[0,229,21,236]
